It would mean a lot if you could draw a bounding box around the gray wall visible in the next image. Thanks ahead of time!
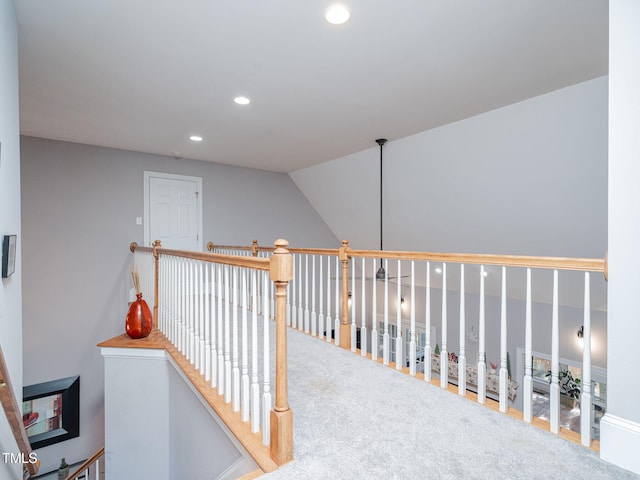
[0,2,23,479]
[20,136,337,472]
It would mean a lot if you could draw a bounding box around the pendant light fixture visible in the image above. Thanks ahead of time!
[375,138,387,280]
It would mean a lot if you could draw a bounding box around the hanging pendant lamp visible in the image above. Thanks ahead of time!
[375,138,387,280]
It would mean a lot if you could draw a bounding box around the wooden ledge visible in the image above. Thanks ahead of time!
[98,330,278,473]
[98,330,168,349]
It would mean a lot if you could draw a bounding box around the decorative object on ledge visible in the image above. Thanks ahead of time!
[22,376,80,449]
[58,458,70,479]
[431,354,519,401]
[2,234,17,278]
[126,266,152,339]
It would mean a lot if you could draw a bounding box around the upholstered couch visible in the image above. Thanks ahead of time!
[430,354,518,401]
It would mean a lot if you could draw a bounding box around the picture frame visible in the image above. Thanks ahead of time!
[2,234,16,278]
[22,376,80,449]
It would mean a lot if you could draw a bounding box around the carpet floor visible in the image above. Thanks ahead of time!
[262,327,638,480]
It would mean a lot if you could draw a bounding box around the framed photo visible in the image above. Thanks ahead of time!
[2,234,16,278]
[22,376,80,449]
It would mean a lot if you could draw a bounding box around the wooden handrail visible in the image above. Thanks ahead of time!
[347,248,606,272]
[205,239,604,273]
[65,447,104,480]
[0,346,40,478]
[207,240,339,257]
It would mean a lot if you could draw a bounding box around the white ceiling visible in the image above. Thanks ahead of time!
[14,1,608,173]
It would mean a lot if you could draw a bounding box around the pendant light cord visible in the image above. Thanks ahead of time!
[375,139,387,276]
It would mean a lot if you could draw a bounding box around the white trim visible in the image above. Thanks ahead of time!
[143,171,203,250]
[600,414,640,475]
[100,347,166,360]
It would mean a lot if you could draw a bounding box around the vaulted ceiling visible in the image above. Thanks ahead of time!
[15,1,607,173]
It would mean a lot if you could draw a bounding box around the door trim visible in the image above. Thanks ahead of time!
[143,171,203,250]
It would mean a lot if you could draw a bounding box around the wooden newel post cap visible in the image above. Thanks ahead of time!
[207,241,214,252]
[270,239,293,282]
[152,240,162,257]
[339,239,350,261]
[252,239,259,257]
[130,242,138,252]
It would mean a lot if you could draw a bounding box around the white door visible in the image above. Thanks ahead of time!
[144,172,202,250]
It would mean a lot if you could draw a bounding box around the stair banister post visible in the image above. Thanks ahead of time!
[252,239,259,257]
[269,239,294,465]
[206,241,215,252]
[152,240,162,329]
[339,240,352,350]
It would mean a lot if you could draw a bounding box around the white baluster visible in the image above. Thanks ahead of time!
[304,254,310,333]
[550,269,560,433]
[194,261,201,372]
[458,264,466,395]
[440,263,449,389]
[286,269,291,327]
[189,259,195,365]
[262,271,272,445]
[395,260,403,371]
[232,267,240,412]
[326,256,332,342]
[440,263,449,388]
[179,258,186,354]
[290,255,297,329]
[204,262,211,381]
[371,258,378,361]
[224,265,231,402]
[209,263,217,388]
[311,254,317,336]
[499,266,508,413]
[334,256,340,345]
[241,270,249,421]
[298,254,304,331]
[478,265,486,403]
[351,257,357,352]
[523,268,533,422]
[217,263,224,395]
[251,270,260,432]
[383,258,390,366]
[318,255,325,340]
[361,257,368,357]
[425,262,431,382]
[409,260,416,376]
[581,272,592,446]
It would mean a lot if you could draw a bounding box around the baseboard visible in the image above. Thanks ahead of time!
[600,413,640,475]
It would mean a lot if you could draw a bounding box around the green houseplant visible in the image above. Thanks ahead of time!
[546,369,581,399]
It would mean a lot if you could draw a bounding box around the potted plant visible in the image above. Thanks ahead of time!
[546,369,581,407]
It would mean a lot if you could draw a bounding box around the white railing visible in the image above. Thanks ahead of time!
[131,240,293,466]
[208,240,606,448]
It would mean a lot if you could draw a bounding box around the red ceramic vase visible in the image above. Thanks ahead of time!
[126,293,152,339]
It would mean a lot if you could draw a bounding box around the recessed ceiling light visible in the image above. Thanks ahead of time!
[234,96,250,105]
[325,4,350,25]
[190,135,203,142]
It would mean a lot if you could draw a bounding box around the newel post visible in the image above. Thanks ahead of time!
[152,240,162,329]
[269,239,294,465]
[339,240,351,350]
[251,239,259,257]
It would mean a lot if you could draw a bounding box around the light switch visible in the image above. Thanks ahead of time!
[135,217,142,225]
